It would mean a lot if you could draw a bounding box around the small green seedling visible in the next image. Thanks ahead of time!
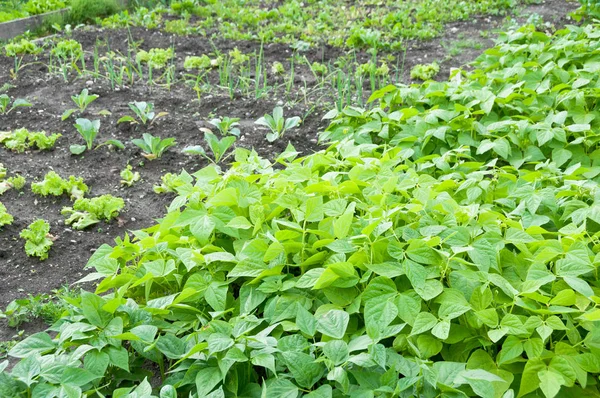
[183,129,236,163]
[118,101,168,126]
[209,116,241,137]
[61,89,99,120]
[410,62,440,81]
[255,106,301,142]
[120,165,140,186]
[0,202,13,227]
[0,175,26,196]
[0,94,32,114]
[62,195,125,230]
[71,118,100,154]
[271,61,285,75]
[31,171,88,200]
[132,133,176,160]
[20,219,54,261]
[0,128,61,152]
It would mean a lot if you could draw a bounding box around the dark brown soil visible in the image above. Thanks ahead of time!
[0,0,578,343]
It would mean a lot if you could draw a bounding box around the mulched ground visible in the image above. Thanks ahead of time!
[0,0,578,342]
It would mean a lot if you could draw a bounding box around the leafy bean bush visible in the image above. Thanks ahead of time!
[2,22,600,398]
[321,23,600,172]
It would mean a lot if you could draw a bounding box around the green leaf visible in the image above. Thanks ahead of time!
[208,333,234,356]
[316,310,349,339]
[518,358,546,397]
[69,144,87,155]
[406,240,439,265]
[538,369,564,398]
[8,332,55,358]
[323,340,349,365]
[296,305,317,336]
[205,282,228,312]
[431,320,450,340]
[160,385,177,398]
[411,312,437,335]
[282,351,325,389]
[364,297,398,339]
[195,367,222,397]
[80,292,112,328]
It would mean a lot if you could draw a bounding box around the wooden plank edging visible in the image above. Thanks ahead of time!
[0,8,70,41]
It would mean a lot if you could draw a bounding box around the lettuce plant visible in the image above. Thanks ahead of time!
[184,54,219,70]
[120,165,140,187]
[0,175,26,195]
[31,171,88,200]
[20,219,53,260]
[410,62,440,80]
[62,194,125,230]
[0,128,61,152]
[0,202,12,227]
[153,170,193,194]
[50,39,83,60]
[4,39,40,57]
[136,48,174,69]
[0,164,25,195]
[24,0,66,15]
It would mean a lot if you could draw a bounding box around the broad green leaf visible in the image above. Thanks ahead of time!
[282,351,325,389]
[195,367,222,397]
[316,310,349,339]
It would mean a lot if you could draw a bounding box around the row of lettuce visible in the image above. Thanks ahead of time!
[1,22,600,398]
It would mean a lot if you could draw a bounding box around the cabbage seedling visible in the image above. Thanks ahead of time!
[71,118,100,154]
[209,116,241,137]
[0,94,31,114]
[183,129,236,163]
[118,101,168,126]
[132,133,176,160]
[255,106,301,142]
[61,89,99,120]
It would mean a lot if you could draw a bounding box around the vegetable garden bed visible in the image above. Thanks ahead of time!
[1,0,594,396]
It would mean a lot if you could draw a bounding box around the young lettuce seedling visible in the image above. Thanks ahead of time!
[61,89,99,120]
[120,164,140,187]
[20,219,54,261]
[71,118,100,154]
[0,128,61,152]
[132,133,176,160]
[0,202,13,227]
[62,195,125,230]
[254,106,301,142]
[0,94,32,114]
[118,101,168,126]
[0,175,25,195]
[31,171,88,200]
